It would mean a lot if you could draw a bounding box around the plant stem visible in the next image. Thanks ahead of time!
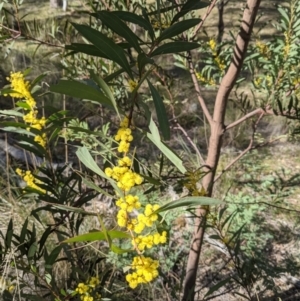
[182,1,262,300]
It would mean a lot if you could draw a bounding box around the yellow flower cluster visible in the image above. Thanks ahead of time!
[0,276,15,293]
[132,231,167,251]
[128,80,138,92]
[16,168,46,194]
[284,31,290,57]
[208,38,226,72]
[196,72,216,86]
[253,74,273,88]
[105,117,167,289]
[75,277,101,301]
[116,194,141,212]
[5,72,47,148]
[114,119,133,153]
[255,40,270,58]
[151,19,170,30]
[125,256,159,289]
[105,156,143,191]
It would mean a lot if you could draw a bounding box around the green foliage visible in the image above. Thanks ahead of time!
[2,0,300,300]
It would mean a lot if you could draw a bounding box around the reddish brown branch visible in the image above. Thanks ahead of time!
[225,108,263,130]
[191,0,218,40]
[187,52,213,126]
[182,1,262,300]
[214,111,264,182]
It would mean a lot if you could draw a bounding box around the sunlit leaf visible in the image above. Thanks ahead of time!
[147,117,186,173]
[0,110,23,117]
[89,69,119,117]
[76,146,123,195]
[154,196,222,213]
[63,230,130,243]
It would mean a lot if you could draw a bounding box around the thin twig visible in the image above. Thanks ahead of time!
[225,108,263,130]
[214,111,265,182]
[174,123,205,165]
[187,52,213,125]
[152,69,205,164]
[191,0,218,40]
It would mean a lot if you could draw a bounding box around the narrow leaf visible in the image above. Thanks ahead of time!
[155,196,222,213]
[137,53,154,74]
[147,80,170,140]
[150,41,200,57]
[92,11,142,53]
[76,146,123,196]
[49,80,113,108]
[28,241,38,259]
[46,245,63,266]
[111,243,132,254]
[147,117,186,173]
[81,177,113,197]
[5,219,13,250]
[72,23,133,78]
[172,0,210,24]
[157,18,200,42]
[0,109,23,117]
[88,70,119,117]
[63,230,130,243]
[204,277,232,297]
[112,11,155,41]
[66,43,110,58]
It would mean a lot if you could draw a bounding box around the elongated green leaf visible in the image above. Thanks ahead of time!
[76,146,123,196]
[155,196,222,213]
[204,277,232,297]
[111,243,132,254]
[49,80,113,108]
[147,3,181,16]
[28,241,38,259]
[147,80,170,140]
[47,203,98,215]
[172,0,210,24]
[17,136,47,157]
[72,23,133,78]
[104,67,126,83]
[147,117,186,173]
[31,73,49,89]
[81,177,113,197]
[112,11,155,41]
[46,245,63,266]
[89,70,119,117]
[278,7,289,25]
[157,18,200,43]
[63,230,130,243]
[137,53,154,75]
[92,11,142,53]
[19,218,29,244]
[0,109,23,117]
[65,43,110,58]
[5,219,13,250]
[150,41,200,57]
